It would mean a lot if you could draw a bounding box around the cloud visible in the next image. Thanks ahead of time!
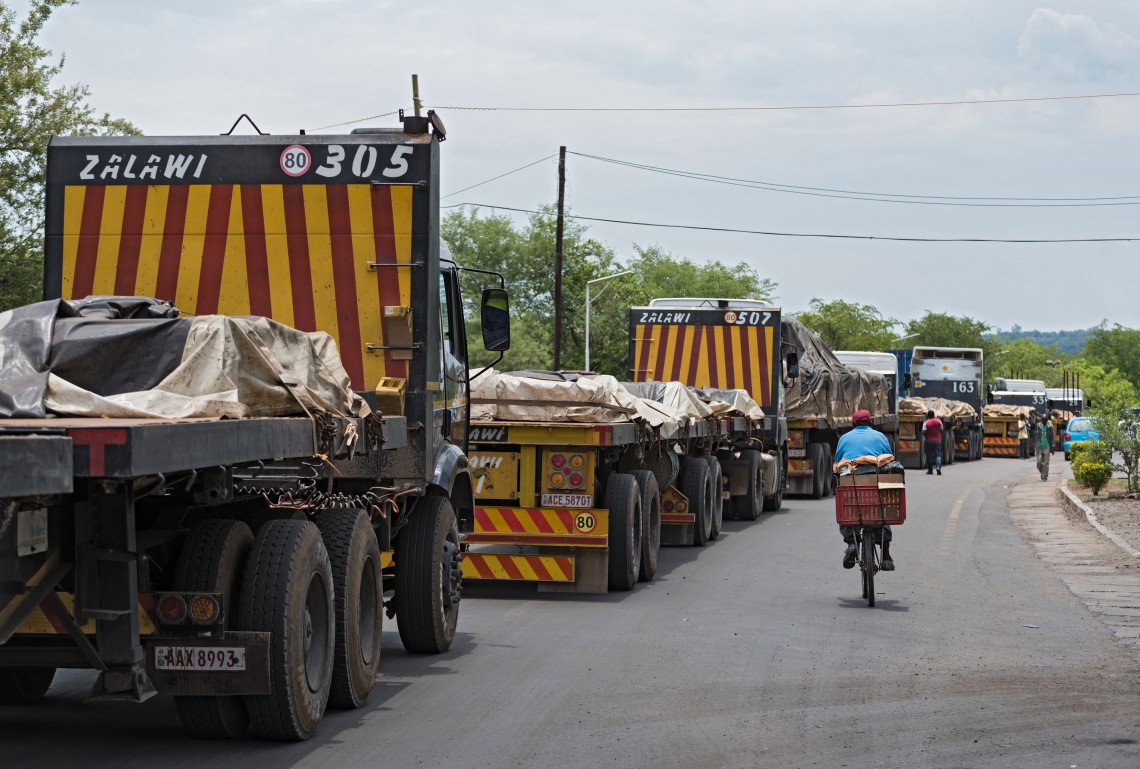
[1018,7,1140,80]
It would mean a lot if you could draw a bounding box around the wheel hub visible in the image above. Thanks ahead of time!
[442,539,462,608]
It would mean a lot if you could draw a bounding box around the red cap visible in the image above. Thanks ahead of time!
[852,409,873,426]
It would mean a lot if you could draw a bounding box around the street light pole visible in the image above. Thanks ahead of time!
[585,271,634,372]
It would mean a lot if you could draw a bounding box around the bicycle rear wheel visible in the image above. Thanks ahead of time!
[862,530,876,607]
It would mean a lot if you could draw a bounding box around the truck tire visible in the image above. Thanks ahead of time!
[605,473,643,590]
[394,496,461,654]
[732,450,762,521]
[0,667,56,703]
[822,445,835,498]
[633,470,661,582]
[240,520,334,741]
[943,430,955,466]
[681,458,713,546]
[807,443,825,499]
[173,519,254,739]
[315,509,382,710]
[705,456,724,540]
[762,450,785,512]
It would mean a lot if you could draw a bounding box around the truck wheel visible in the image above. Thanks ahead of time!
[821,445,835,498]
[943,430,955,466]
[605,473,643,590]
[681,459,713,546]
[241,520,334,741]
[807,443,825,499]
[0,667,56,703]
[705,456,724,540]
[733,450,762,521]
[394,496,461,654]
[633,470,661,582]
[315,509,382,709]
[173,519,254,739]
[762,450,785,512]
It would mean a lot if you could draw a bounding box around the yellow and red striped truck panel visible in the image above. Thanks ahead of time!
[468,507,608,548]
[461,554,575,582]
[58,183,413,392]
[630,322,775,406]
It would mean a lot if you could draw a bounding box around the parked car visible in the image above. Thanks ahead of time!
[1063,416,1101,460]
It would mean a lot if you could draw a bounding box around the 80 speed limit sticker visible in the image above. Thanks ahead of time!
[279,145,311,177]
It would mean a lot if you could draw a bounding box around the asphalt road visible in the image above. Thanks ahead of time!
[3,457,1139,769]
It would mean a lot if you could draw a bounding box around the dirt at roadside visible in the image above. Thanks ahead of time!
[1062,481,1140,555]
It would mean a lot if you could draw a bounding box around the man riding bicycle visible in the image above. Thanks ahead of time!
[834,409,895,571]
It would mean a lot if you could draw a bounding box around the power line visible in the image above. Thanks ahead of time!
[442,153,557,199]
[442,202,1139,244]
[426,89,1140,113]
[306,110,401,132]
[570,152,1140,207]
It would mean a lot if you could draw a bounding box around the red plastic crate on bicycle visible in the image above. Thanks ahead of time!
[834,471,907,526]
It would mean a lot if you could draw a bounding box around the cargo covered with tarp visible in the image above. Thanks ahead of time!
[0,297,368,420]
[692,388,766,420]
[470,371,684,431]
[982,403,1036,419]
[899,397,978,420]
[622,381,713,420]
[781,318,891,425]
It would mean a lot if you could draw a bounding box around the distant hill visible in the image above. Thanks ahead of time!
[991,326,1093,356]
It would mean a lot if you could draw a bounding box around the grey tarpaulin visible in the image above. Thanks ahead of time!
[781,318,891,425]
[0,297,367,420]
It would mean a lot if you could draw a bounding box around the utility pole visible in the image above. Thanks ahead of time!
[411,74,422,117]
[553,145,566,370]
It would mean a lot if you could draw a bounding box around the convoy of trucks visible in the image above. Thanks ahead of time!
[0,110,1070,742]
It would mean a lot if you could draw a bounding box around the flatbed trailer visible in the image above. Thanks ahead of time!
[464,377,770,594]
[0,413,402,735]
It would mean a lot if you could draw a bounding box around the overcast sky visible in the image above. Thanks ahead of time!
[32,0,1140,333]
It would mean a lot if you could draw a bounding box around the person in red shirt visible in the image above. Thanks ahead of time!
[922,409,943,475]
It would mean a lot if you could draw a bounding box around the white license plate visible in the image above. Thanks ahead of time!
[788,448,806,458]
[541,493,593,508]
[154,645,246,672]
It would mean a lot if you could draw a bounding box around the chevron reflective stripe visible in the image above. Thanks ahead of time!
[59,183,414,391]
[381,551,394,569]
[461,553,575,582]
[15,592,157,636]
[631,322,774,408]
[983,436,1019,456]
[469,507,608,547]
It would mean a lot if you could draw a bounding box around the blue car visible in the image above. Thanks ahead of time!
[1063,417,1101,460]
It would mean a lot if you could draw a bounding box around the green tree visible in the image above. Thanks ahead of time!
[794,298,899,351]
[989,338,1067,386]
[1069,358,1136,413]
[1082,322,1140,392]
[1,0,139,310]
[443,210,777,377]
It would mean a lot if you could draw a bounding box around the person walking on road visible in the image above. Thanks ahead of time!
[1017,417,1028,459]
[1035,417,1055,481]
[922,409,943,475]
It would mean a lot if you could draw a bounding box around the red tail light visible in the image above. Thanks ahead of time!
[1065,433,1071,441]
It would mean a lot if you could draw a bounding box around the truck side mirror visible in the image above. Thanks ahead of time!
[480,288,511,352]
[785,351,799,379]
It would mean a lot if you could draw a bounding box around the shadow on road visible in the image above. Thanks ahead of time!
[835,596,910,612]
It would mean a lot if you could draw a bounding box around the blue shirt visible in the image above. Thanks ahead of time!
[834,425,892,463]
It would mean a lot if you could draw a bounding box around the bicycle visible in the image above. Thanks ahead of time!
[835,469,906,608]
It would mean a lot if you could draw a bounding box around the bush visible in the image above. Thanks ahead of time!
[1074,461,1113,496]
[1069,441,1090,466]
